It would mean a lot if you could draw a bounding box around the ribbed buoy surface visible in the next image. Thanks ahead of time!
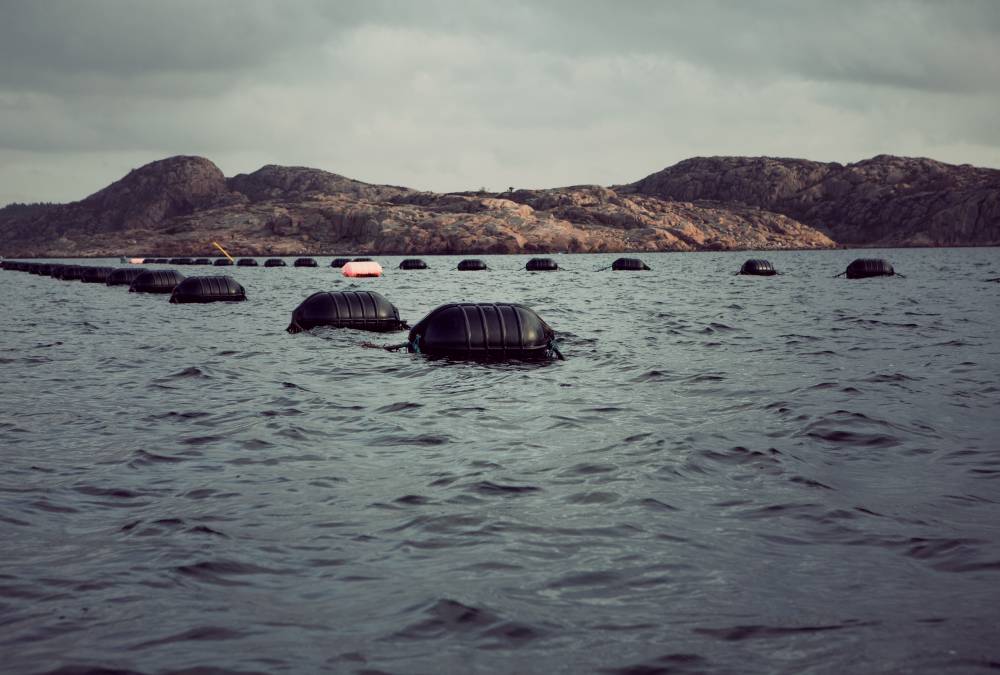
[56,265,84,280]
[106,268,145,286]
[399,258,429,270]
[294,258,318,267]
[845,258,895,279]
[342,261,383,278]
[611,258,650,271]
[739,259,777,276]
[214,259,233,266]
[263,258,286,267]
[169,276,247,304]
[330,258,351,268]
[236,258,258,267]
[81,267,114,283]
[526,258,559,271]
[286,291,405,334]
[129,269,185,294]
[408,303,557,360]
[457,259,487,271]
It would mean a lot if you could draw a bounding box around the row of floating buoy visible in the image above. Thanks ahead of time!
[2,256,903,278]
[1,262,246,303]
[0,255,918,362]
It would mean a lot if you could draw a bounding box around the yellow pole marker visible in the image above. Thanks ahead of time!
[212,241,235,263]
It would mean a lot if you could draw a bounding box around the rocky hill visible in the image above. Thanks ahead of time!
[1,152,995,257]
[627,155,1000,246]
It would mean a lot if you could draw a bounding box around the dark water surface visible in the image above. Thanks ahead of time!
[2,249,999,674]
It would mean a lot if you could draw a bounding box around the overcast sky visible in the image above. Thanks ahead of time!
[1,0,999,205]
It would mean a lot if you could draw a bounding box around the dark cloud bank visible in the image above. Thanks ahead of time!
[1,0,998,205]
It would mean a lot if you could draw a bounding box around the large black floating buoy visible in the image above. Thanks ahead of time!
[192,258,211,265]
[236,258,259,267]
[264,258,286,267]
[843,258,896,279]
[129,269,185,294]
[739,259,777,276]
[169,257,193,265]
[107,268,145,286]
[170,276,246,304]
[214,258,233,266]
[353,257,374,262]
[407,303,560,360]
[152,258,169,264]
[399,258,428,270]
[457,259,488,271]
[81,266,114,283]
[294,258,318,267]
[330,258,351,268]
[611,257,650,271]
[526,257,559,271]
[287,291,407,334]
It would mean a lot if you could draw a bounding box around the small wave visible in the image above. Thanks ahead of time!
[694,620,876,641]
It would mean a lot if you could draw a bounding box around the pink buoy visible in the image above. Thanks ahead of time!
[342,261,383,278]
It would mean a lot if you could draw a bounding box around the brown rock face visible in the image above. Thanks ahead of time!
[629,155,1000,246]
[3,152,995,257]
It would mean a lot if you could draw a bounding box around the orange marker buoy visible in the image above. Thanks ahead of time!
[342,261,383,278]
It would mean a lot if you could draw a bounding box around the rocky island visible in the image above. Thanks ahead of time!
[1,154,996,257]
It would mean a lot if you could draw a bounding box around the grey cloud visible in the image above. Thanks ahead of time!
[0,0,998,205]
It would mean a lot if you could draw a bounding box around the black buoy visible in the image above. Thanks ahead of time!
[264,258,287,267]
[457,259,488,271]
[407,303,560,360]
[107,268,145,286]
[169,257,193,265]
[353,257,373,262]
[81,266,114,283]
[739,259,777,276]
[287,291,407,334]
[843,258,896,279]
[169,276,247,304]
[56,265,84,280]
[399,259,428,270]
[129,269,185,294]
[214,258,233,266]
[36,263,54,276]
[143,258,157,264]
[294,258,318,267]
[152,258,169,264]
[192,258,211,265]
[236,258,259,267]
[526,257,559,271]
[611,257,650,271]
[330,258,351,268]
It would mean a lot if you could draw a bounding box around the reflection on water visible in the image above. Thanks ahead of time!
[1,248,999,674]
